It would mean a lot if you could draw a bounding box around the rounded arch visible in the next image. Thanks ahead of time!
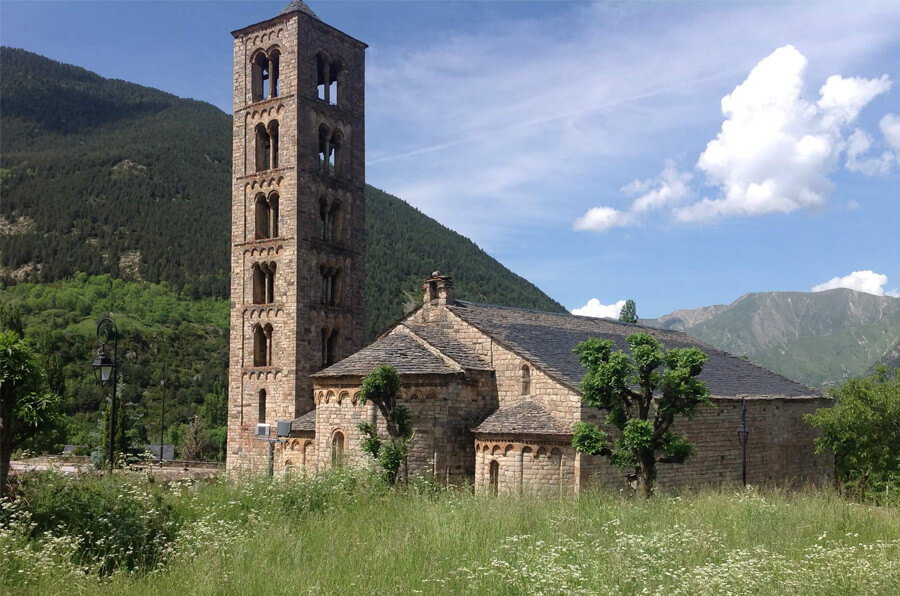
[491,445,501,456]
[504,445,514,457]
[536,446,547,459]
[330,429,345,467]
[488,459,500,496]
[338,390,349,404]
[521,364,531,396]
[324,390,334,404]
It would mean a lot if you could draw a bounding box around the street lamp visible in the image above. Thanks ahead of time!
[737,395,750,487]
[92,317,118,471]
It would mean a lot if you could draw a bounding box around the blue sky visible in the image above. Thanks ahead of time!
[2,1,899,318]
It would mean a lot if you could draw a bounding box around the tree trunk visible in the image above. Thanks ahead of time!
[0,387,14,499]
[636,453,657,498]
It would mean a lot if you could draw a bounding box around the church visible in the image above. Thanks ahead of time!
[226,2,832,493]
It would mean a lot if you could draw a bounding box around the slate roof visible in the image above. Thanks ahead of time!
[448,301,818,398]
[473,399,571,436]
[291,409,316,433]
[279,0,319,19]
[401,322,491,370]
[311,333,461,378]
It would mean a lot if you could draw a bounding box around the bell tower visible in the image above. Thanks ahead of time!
[227,1,367,472]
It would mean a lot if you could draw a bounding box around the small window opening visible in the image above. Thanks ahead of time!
[255,194,270,239]
[255,124,270,172]
[269,51,280,98]
[268,193,279,238]
[268,121,279,169]
[252,264,265,304]
[252,53,267,102]
[316,53,327,101]
[253,324,269,367]
[331,431,345,466]
[327,329,339,365]
[329,60,341,106]
[489,460,499,496]
[318,125,329,174]
[329,131,342,176]
[320,328,329,367]
[521,365,531,396]
[258,389,267,424]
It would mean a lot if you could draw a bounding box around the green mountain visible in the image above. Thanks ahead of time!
[646,289,900,387]
[0,47,564,341]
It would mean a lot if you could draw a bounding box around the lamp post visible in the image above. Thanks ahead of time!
[737,395,750,487]
[92,317,117,471]
[159,369,166,464]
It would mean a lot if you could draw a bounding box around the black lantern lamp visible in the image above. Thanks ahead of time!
[93,317,118,471]
[92,348,115,384]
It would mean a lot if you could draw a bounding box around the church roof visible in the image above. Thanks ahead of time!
[473,399,571,436]
[279,0,319,19]
[447,301,819,399]
[291,409,316,433]
[312,333,461,378]
[401,322,492,370]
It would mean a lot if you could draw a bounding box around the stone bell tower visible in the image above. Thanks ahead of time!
[227,1,367,472]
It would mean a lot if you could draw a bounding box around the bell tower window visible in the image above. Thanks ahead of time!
[253,323,273,367]
[258,389,267,424]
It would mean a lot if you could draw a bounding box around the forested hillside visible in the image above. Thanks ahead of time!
[0,48,563,456]
[0,47,564,338]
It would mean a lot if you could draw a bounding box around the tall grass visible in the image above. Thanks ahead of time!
[2,470,898,595]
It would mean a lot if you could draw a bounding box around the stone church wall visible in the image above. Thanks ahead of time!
[311,372,497,482]
[474,440,576,496]
[579,395,833,490]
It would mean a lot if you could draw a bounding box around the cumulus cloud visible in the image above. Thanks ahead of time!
[573,207,634,232]
[881,114,900,156]
[571,298,627,319]
[675,45,891,222]
[812,270,900,297]
[845,128,894,175]
[574,160,691,232]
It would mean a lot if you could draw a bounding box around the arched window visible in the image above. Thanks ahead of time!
[329,59,342,106]
[252,263,265,304]
[318,124,330,174]
[329,130,342,177]
[255,124,270,172]
[266,262,276,303]
[268,193,279,238]
[320,267,341,306]
[489,460,499,496]
[269,50,280,98]
[268,121,279,169]
[258,389,267,424]
[255,194,270,239]
[331,431,345,467]
[521,365,531,396]
[252,53,268,102]
[253,324,267,367]
[319,198,341,243]
[316,53,328,101]
[320,327,329,367]
[327,329,339,365]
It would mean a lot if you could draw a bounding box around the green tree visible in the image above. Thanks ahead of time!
[806,367,900,504]
[619,299,638,324]
[357,366,412,484]
[0,330,63,497]
[571,333,711,497]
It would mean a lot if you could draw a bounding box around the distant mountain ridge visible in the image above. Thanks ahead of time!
[645,289,900,387]
[0,47,565,340]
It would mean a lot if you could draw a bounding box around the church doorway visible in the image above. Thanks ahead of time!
[489,460,499,495]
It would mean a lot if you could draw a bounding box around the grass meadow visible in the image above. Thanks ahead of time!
[2,469,898,595]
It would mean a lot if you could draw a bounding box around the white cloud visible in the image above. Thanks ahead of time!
[675,45,891,222]
[881,114,900,156]
[845,128,894,175]
[571,298,626,319]
[575,160,691,232]
[812,270,900,297]
[573,206,634,232]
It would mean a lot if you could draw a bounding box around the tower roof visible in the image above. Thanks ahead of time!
[279,0,319,19]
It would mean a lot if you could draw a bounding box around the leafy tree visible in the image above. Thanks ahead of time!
[619,299,638,324]
[0,330,63,497]
[571,333,711,497]
[357,366,412,484]
[806,367,900,504]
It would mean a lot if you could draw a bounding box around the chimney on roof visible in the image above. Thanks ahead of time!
[423,272,454,307]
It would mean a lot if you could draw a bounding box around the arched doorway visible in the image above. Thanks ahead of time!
[489,460,499,496]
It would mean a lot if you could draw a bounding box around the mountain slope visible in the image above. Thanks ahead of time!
[646,289,900,387]
[0,47,565,339]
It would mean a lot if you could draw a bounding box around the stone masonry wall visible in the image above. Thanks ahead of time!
[579,396,833,491]
[474,440,576,496]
